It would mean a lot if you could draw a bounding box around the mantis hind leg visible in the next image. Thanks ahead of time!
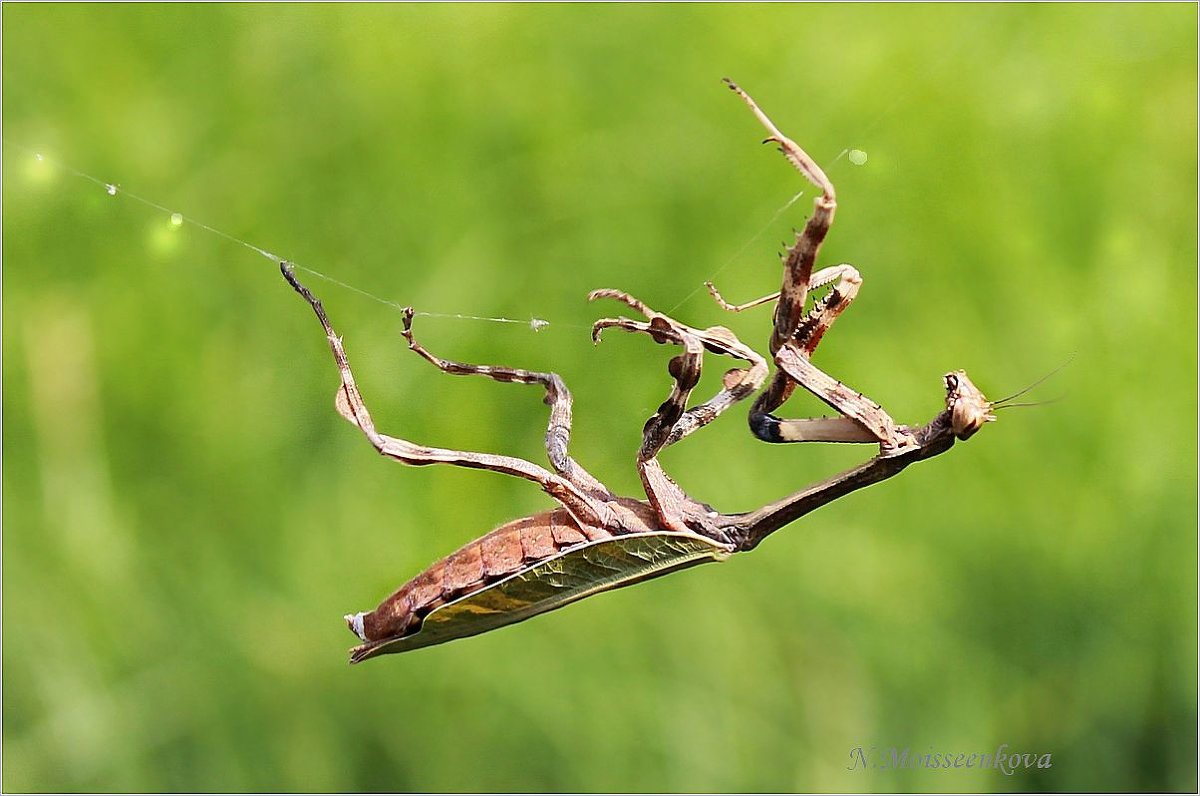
[280,262,613,527]
[400,309,611,498]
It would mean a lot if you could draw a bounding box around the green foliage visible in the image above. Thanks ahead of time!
[4,4,1196,792]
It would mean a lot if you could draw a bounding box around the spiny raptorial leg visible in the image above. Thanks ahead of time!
[740,262,902,446]
[722,81,912,450]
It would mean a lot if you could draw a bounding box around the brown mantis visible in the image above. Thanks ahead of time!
[283,79,998,663]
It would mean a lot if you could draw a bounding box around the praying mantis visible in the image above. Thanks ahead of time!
[284,79,1003,663]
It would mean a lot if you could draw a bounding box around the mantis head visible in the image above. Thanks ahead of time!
[943,370,995,440]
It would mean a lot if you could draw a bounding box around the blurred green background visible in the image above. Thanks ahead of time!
[4,4,1196,793]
